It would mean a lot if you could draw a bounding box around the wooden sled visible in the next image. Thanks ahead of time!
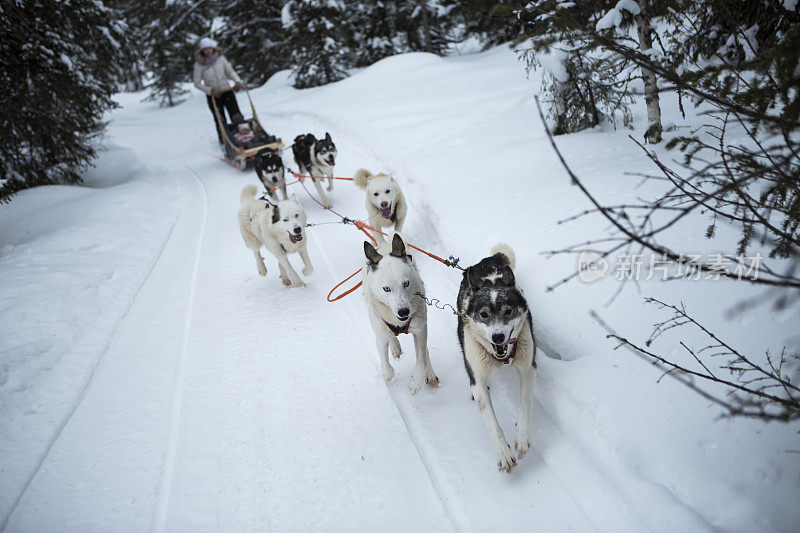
[212,87,283,171]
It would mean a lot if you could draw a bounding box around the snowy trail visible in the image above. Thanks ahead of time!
[5,48,799,533]
[2,101,645,531]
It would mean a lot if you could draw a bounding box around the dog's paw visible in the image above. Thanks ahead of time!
[515,425,531,460]
[409,367,427,394]
[382,365,395,383]
[496,442,517,474]
[302,265,314,276]
[280,274,291,286]
[323,201,333,209]
[257,263,267,276]
[425,370,440,387]
[327,183,334,191]
[291,280,306,288]
[515,436,531,460]
[389,337,402,359]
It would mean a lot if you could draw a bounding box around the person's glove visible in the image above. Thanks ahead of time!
[234,81,244,92]
[211,89,221,98]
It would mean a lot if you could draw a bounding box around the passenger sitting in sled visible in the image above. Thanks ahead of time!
[192,37,248,144]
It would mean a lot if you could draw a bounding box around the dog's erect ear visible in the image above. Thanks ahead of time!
[364,241,382,268]
[465,267,485,291]
[325,132,332,142]
[390,233,406,258]
[499,266,515,286]
[271,205,280,224]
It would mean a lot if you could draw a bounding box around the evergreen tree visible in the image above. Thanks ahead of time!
[538,49,633,135]
[286,0,350,89]
[0,0,123,202]
[398,0,456,55]
[219,0,288,87]
[105,0,146,91]
[455,0,527,47]
[347,1,409,67]
[142,0,218,107]
[520,0,639,135]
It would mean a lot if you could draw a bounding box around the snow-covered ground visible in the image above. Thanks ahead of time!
[1,46,798,532]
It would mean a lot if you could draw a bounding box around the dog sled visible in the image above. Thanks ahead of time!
[212,87,283,171]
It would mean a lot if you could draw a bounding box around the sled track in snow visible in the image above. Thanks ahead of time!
[263,111,640,531]
[0,165,193,533]
[278,119,471,530]
[152,161,209,533]
[310,236,468,533]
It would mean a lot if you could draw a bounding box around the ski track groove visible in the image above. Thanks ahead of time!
[274,116,469,530]
[0,176,187,533]
[269,112,607,530]
[151,160,209,533]
[3,111,627,530]
[266,111,630,530]
[310,233,467,533]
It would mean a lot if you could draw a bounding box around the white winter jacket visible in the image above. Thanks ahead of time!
[193,55,241,96]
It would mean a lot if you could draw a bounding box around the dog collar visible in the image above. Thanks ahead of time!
[384,319,410,336]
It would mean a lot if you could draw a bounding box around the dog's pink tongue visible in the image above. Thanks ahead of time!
[380,206,391,218]
[289,233,298,243]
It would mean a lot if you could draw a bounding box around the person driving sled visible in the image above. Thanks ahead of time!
[193,37,248,143]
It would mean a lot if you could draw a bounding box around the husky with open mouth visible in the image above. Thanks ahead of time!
[254,148,287,202]
[353,168,407,243]
[292,132,337,208]
[238,185,314,287]
[363,233,439,393]
[457,243,535,473]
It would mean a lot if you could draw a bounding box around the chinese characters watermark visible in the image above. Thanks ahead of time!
[577,252,763,283]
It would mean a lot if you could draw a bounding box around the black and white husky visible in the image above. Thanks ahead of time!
[457,244,535,473]
[363,234,439,393]
[353,168,407,243]
[292,132,337,208]
[254,148,286,202]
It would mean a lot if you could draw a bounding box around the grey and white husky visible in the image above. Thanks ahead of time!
[457,244,535,473]
[363,233,439,393]
[353,168,407,243]
[292,132,337,208]
[238,185,313,288]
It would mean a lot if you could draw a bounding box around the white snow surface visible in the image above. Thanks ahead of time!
[1,46,798,532]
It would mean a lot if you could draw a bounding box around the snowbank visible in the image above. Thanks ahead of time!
[254,45,800,531]
[1,45,797,531]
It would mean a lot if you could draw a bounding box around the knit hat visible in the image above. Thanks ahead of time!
[196,37,218,52]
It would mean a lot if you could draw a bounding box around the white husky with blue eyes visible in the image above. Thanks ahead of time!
[353,168,407,243]
[363,233,438,393]
[238,185,313,288]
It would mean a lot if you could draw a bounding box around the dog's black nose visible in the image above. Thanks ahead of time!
[381,201,389,208]
[398,307,410,319]
[293,227,302,235]
[492,333,505,345]
[272,177,278,183]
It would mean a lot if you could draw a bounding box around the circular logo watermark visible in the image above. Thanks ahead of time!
[577,251,608,283]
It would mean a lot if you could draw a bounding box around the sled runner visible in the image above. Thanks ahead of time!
[212,87,283,171]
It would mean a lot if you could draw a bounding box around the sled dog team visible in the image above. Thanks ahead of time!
[238,133,535,473]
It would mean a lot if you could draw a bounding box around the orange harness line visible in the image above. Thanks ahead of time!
[326,221,378,302]
[353,220,456,267]
[267,178,301,194]
[326,219,460,302]
[289,170,354,181]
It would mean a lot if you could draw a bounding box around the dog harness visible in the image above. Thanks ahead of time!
[383,319,410,336]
